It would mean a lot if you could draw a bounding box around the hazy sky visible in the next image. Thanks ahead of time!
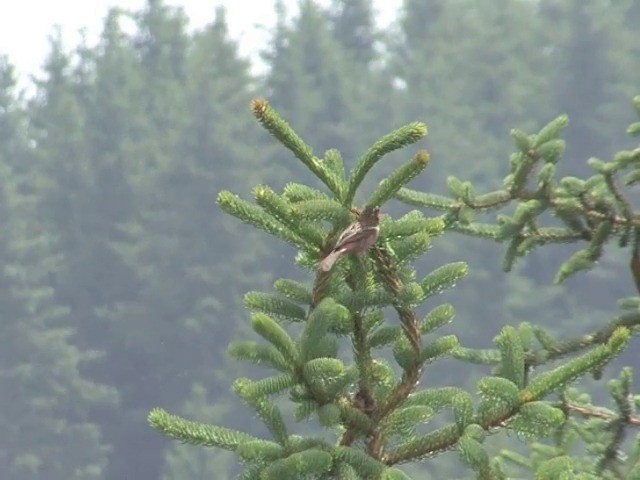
[0,0,400,85]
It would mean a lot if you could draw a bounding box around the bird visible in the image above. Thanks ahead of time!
[319,206,381,272]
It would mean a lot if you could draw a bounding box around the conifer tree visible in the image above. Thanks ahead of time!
[395,96,640,479]
[0,58,118,480]
[540,0,639,164]
[93,4,275,477]
[328,0,376,66]
[262,0,393,164]
[149,97,639,479]
[387,0,569,393]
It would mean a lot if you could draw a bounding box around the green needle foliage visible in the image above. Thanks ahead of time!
[149,97,640,479]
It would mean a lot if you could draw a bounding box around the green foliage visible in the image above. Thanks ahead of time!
[399,99,640,286]
[494,326,526,388]
[244,291,308,322]
[508,402,565,437]
[348,122,427,203]
[3,1,640,478]
[149,408,260,449]
[251,313,299,365]
[0,54,117,480]
[150,103,475,476]
[150,93,640,479]
[420,262,469,298]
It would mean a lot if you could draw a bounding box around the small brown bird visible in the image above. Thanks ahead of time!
[319,206,381,272]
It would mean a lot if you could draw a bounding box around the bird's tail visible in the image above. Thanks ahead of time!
[319,250,343,272]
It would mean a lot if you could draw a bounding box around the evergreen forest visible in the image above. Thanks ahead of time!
[1,1,639,478]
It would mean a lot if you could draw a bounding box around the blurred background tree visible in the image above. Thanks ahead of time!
[0,0,638,478]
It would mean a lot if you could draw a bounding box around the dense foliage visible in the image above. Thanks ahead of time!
[1,1,638,478]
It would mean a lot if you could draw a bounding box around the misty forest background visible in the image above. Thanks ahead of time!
[1,0,639,478]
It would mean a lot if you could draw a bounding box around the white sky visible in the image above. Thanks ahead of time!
[0,0,401,87]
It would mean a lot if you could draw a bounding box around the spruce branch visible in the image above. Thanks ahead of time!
[522,328,629,402]
[333,263,380,451]
[563,402,640,427]
[152,96,640,479]
[366,150,430,207]
[251,99,344,197]
[395,105,640,284]
[229,341,290,371]
[254,185,325,248]
[632,232,640,295]
[283,182,330,202]
[148,408,260,448]
[347,122,427,203]
[526,311,640,366]
[217,190,310,250]
[382,329,629,465]
[372,245,423,421]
